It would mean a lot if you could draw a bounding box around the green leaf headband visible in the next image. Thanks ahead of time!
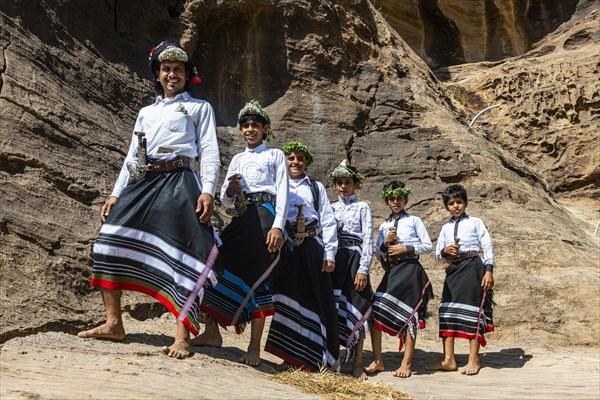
[283,140,314,165]
[328,159,365,185]
[157,46,189,63]
[237,99,274,142]
[380,184,413,199]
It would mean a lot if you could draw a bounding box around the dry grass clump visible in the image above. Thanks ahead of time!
[268,368,414,400]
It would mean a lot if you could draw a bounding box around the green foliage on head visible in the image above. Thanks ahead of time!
[328,159,366,187]
[283,140,314,165]
[380,181,413,200]
[237,99,274,141]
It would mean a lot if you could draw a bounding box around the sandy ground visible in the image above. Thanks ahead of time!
[1,313,598,400]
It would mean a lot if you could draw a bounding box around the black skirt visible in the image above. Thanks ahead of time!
[201,201,279,332]
[330,247,373,362]
[266,237,340,371]
[91,169,218,336]
[371,258,433,351]
[438,256,494,346]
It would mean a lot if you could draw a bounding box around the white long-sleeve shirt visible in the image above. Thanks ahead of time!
[332,194,374,275]
[287,176,338,262]
[220,143,289,231]
[111,92,220,197]
[375,212,433,260]
[434,214,494,267]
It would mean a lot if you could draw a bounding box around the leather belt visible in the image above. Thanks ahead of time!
[447,250,480,263]
[286,221,320,238]
[246,192,276,205]
[148,156,193,173]
[340,239,363,247]
[389,253,419,265]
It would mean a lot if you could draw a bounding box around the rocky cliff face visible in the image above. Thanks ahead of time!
[373,0,580,68]
[438,0,599,217]
[1,0,597,346]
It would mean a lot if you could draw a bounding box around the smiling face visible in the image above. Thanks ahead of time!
[386,195,408,216]
[239,119,266,148]
[157,60,188,98]
[335,177,356,199]
[286,151,308,179]
[446,196,467,219]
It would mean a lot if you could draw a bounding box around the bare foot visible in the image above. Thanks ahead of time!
[392,363,412,378]
[277,361,294,372]
[364,360,385,375]
[161,339,192,359]
[77,322,125,341]
[190,329,222,348]
[352,365,368,381]
[428,358,458,372]
[460,359,481,375]
[239,348,261,366]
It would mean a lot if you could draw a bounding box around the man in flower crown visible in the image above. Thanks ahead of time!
[78,40,220,360]
[197,100,288,367]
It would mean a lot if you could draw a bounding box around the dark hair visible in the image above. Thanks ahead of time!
[238,114,268,127]
[442,184,468,207]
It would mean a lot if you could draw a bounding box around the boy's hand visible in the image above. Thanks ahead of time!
[383,228,397,247]
[196,193,214,223]
[225,174,243,197]
[266,228,284,253]
[481,271,494,291]
[100,196,118,222]
[387,243,407,257]
[444,243,460,256]
[354,273,368,291]
[322,260,335,273]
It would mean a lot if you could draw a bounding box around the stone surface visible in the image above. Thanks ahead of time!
[0,0,598,361]
[372,0,580,68]
[437,0,599,217]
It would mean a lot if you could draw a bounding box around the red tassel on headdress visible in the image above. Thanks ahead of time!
[191,77,202,84]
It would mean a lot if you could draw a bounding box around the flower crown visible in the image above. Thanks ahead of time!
[237,99,274,141]
[148,41,201,84]
[328,159,365,185]
[157,46,189,63]
[283,140,314,165]
[380,184,413,199]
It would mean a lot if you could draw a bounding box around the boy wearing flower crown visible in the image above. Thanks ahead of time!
[197,100,288,366]
[329,160,374,380]
[365,181,434,378]
[265,141,340,372]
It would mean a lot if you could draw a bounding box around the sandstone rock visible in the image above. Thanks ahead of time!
[438,0,599,212]
[372,0,580,67]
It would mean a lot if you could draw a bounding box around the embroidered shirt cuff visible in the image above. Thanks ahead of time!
[485,264,494,272]
[405,245,415,255]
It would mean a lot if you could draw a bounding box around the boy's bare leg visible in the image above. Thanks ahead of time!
[460,339,481,375]
[428,337,457,371]
[364,326,385,374]
[191,315,223,348]
[78,289,125,340]
[162,320,192,359]
[352,334,367,381]
[239,317,265,366]
[393,332,415,378]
